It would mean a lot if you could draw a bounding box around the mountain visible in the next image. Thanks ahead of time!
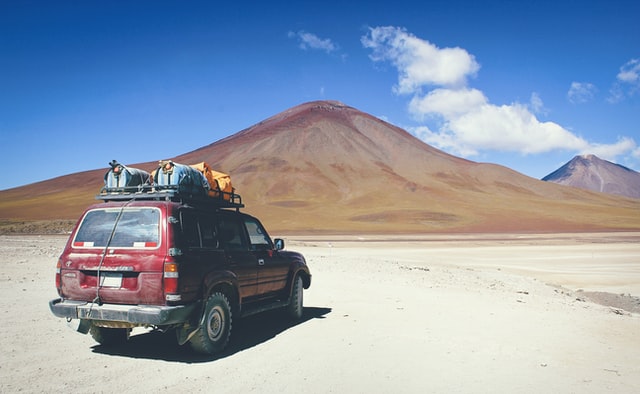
[1,100,639,234]
[542,154,640,199]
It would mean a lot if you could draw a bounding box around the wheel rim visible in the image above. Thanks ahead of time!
[207,305,225,341]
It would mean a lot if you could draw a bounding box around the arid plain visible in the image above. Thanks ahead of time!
[1,232,638,393]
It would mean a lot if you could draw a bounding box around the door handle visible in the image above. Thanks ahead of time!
[258,258,265,266]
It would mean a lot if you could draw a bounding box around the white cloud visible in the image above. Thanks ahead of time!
[412,125,479,157]
[567,82,597,104]
[617,58,640,83]
[529,92,547,115]
[408,88,486,119]
[608,86,625,104]
[361,26,637,163]
[608,58,640,103]
[361,26,479,93]
[289,30,337,54]
[412,103,590,157]
[582,137,637,161]
[450,103,590,154]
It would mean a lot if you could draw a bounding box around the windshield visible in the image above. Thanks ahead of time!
[73,207,160,248]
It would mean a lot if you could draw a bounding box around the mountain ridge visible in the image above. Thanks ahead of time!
[543,154,640,199]
[1,100,639,234]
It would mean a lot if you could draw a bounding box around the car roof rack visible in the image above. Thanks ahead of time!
[97,185,244,210]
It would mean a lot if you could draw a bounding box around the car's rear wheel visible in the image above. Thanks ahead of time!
[189,292,232,354]
[286,275,304,320]
[89,325,130,346]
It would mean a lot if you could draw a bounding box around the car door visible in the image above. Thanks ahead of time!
[216,213,259,299]
[243,216,290,296]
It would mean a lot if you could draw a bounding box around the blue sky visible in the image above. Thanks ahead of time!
[1,0,639,190]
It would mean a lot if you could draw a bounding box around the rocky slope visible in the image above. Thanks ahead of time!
[542,154,640,199]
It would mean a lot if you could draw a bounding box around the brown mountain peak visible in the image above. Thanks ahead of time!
[1,101,639,234]
[543,154,640,198]
[180,100,462,177]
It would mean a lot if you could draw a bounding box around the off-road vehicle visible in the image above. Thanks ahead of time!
[49,161,311,354]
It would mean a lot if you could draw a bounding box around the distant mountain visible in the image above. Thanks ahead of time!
[1,101,639,233]
[542,154,640,199]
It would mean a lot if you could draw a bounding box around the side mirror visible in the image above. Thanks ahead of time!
[274,238,285,251]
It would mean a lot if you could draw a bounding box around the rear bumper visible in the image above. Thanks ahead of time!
[49,298,199,326]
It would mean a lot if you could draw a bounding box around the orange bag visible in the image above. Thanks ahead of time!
[190,162,234,200]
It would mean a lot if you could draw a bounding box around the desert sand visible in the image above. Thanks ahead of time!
[1,233,638,393]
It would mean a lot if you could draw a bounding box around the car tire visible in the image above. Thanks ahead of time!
[89,325,129,346]
[189,292,232,355]
[286,275,304,320]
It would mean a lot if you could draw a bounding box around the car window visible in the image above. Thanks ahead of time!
[217,215,246,251]
[180,211,201,248]
[74,207,160,248]
[244,217,271,250]
[199,215,218,249]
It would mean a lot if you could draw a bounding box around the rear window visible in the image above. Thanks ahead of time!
[73,207,160,248]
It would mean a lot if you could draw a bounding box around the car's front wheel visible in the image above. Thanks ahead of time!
[189,292,232,355]
[286,275,304,320]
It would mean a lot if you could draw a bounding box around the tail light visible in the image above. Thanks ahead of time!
[163,257,181,302]
[55,259,61,293]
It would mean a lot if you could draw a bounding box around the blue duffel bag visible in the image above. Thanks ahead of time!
[104,160,150,188]
[153,160,210,196]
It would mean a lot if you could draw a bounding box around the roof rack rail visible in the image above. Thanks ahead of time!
[97,184,244,209]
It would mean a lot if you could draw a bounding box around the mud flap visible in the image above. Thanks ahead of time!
[176,322,200,345]
[67,318,91,334]
[176,296,215,345]
[175,305,204,346]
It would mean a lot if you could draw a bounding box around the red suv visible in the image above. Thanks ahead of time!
[49,186,311,354]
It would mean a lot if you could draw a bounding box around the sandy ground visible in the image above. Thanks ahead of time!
[1,233,639,393]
